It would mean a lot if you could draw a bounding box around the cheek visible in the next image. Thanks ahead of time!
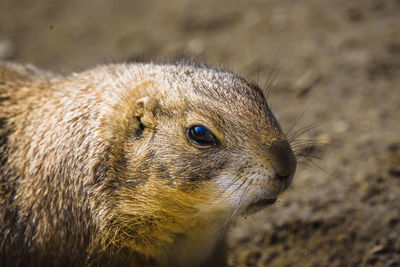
[152,141,229,182]
[176,180,234,224]
[173,151,229,182]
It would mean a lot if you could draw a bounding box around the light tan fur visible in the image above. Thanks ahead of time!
[0,61,296,266]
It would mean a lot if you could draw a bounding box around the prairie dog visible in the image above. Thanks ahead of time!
[0,61,296,266]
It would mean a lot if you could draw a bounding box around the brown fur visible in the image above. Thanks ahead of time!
[0,61,296,266]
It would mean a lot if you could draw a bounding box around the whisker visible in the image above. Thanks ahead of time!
[285,108,310,137]
[298,157,340,178]
[223,182,250,230]
[262,66,280,100]
[214,178,250,234]
[287,116,336,142]
[296,153,325,161]
[226,177,248,202]
[209,174,244,206]
[291,141,325,152]
[231,185,249,220]
[290,138,322,146]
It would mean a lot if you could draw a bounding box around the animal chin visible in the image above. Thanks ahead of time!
[243,197,277,215]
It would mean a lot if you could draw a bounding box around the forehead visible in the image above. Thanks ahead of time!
[161,64,281,141]
[164,64,269,113]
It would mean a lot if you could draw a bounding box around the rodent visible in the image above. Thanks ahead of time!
[0,61,296,267]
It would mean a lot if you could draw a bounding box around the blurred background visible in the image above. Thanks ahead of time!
[1,0,399,266]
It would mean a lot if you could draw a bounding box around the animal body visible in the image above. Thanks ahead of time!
[0,61,296,266]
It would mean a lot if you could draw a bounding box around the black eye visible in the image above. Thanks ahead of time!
[187,125,218,147]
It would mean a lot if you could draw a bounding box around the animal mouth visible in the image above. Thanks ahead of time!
[244,197,277,214]
[251,197,277,207]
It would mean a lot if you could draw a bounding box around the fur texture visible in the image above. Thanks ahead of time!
[0,61,296,266]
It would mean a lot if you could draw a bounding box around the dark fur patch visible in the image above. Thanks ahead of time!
[0,96,10,104]
[93,153,110,184]
[0,117,11,176]
[0,118,21,266]
[133,120,145,138]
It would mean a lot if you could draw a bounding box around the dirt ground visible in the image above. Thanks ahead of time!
[1,0,399,266]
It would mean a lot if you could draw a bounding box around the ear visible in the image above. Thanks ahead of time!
[100,95,158,145]
[134,96,157,129]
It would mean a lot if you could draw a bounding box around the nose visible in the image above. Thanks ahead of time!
[268,141,297,181]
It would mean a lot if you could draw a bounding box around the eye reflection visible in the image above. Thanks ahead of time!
[187,125,218,147]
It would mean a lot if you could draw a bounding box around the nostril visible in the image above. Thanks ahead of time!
[276,173,291,181]
[267,141,297,181]
[274,160,292,179]
[274,153,296,179]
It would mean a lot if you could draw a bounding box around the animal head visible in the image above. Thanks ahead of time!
[87,63,296,263]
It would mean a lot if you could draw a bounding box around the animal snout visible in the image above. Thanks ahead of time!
[268,141,297,182]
